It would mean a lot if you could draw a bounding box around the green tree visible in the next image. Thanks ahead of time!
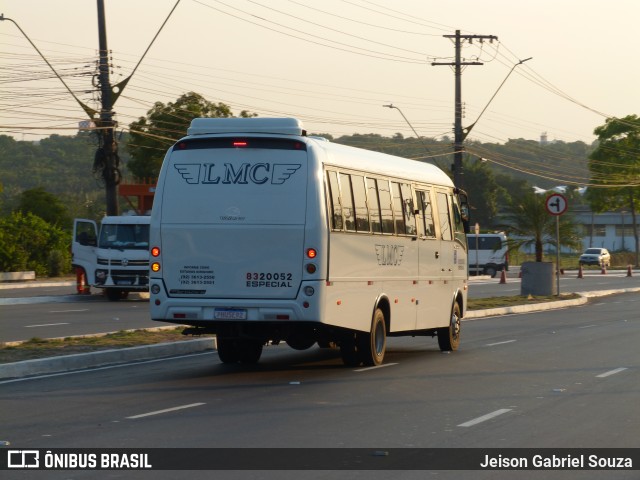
[462,158,498,229]
[586,115,640,266]
[127,92,256,181]
[0,211,71,276]
[15,187,71,230]
[498,191,581,262]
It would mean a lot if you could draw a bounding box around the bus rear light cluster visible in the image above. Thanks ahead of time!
[304,247,317,274]
[151,246,161,272]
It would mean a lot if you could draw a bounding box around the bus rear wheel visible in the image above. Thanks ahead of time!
[216,337,263,364]
[216,337,239,363]
[358,308,387,366]
[437,302,461,351]
[339,335,360,367]
[238,340,263,364]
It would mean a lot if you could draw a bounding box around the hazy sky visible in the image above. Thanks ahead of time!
[2,0,638,145]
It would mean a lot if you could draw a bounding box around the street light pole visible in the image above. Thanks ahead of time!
[383,104,423,141]
[382,104,438,165]
[463,57,533,140]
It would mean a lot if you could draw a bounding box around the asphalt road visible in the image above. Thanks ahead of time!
[469,269,640,298]
[2,271,640,343]
[0,294,157,343]
[1,292,638,479]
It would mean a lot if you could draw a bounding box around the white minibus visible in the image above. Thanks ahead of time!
[467,232,509,277]
[149,118,469,366]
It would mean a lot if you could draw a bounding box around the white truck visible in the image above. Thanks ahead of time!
[72,215,151,301]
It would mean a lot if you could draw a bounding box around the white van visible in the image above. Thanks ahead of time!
[467,232,509,277]
[149,118,469,366]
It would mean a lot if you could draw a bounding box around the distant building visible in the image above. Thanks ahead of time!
[540,132,548,145]
[572,205,636,252]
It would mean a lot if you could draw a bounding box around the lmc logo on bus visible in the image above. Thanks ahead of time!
[375,245,405,266]
[174,163,301,185]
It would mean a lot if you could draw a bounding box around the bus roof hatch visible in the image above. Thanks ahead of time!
[187,117,305,136]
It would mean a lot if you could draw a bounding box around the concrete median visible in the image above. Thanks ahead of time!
[0,337,215,380]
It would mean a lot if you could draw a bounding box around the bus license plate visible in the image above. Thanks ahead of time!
[214,308,247,320]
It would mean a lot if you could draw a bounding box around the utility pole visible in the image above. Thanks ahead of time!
[96,0,119,216]
[432,30,497,190]
[2,2,179,217]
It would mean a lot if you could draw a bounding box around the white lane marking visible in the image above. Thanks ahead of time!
[354,362,399,372]
[578,325,598,329]
[25,323,69,328]
[596,367,628,378]
[458,409,512,427]
[49,309,89,313]
[485,340,516,347]
[127,403,206,419]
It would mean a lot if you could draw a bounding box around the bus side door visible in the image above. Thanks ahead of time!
[415,188,442,330]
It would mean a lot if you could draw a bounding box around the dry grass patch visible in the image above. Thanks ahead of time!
[0,328,211,364]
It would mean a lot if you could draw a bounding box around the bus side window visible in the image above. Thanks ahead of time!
[367,177,383,233]
[327,171,343,230]
[451,194,465,233]
[450,194,467,247]
[351,175,370,233]
[339,173,356,232]
[377,179,394,234]
[400,183,416,235]
[391,182,406,235]
[416,190,436,238]
[436,192,453,241]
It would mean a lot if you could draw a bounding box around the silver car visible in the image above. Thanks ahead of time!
[579,248,611,267]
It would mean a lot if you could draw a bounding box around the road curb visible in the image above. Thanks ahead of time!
[0,280,75,290]
[463,296,589,319]
[0,338,215,380]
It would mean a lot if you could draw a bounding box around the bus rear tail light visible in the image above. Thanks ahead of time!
[305,247,317,274]
[151,246,160,257]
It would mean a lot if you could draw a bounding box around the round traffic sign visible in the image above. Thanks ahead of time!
[545,193,568,216]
